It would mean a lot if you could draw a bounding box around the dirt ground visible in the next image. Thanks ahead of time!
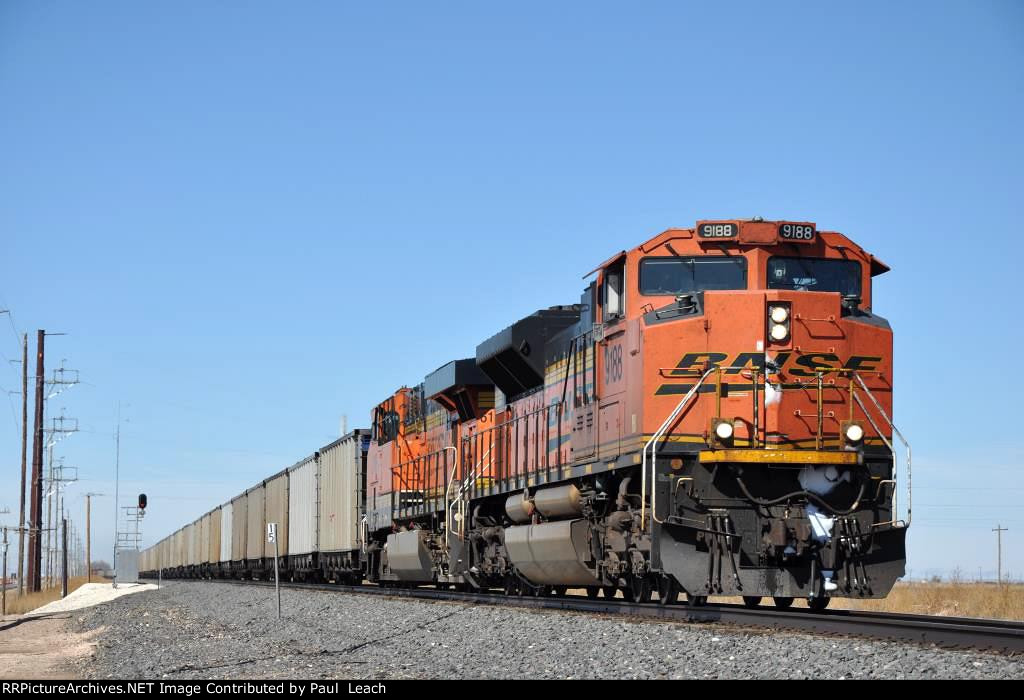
[0,614,99,680]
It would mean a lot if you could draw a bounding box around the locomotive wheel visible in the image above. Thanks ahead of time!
[553,586,568,597]
[773,596,795,610]
[657,577,679,605]
[629,576,653,604]
[808,596,830,612]
[586,587,600,599]
[742,596,763,608]
[601,586,618,599]
[504,577,518,597]
[687,594,708,607]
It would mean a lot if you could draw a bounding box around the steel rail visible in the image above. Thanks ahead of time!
[156,577,1024,655]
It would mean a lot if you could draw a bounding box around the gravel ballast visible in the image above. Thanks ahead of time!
[73,581,1024,680]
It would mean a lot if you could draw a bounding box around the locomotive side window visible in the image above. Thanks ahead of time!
[639,256,747,295]
[604,260,625,319]
[767,257,862,297]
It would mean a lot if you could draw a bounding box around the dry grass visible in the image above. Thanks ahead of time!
[2,577,90,616]
[582,581,1023,621]
[637,577,1024,621]
[833,580,1024,621]
[707,580,1024,620]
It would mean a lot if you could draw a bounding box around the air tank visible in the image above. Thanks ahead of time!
[533,484,582,520]
[505,492,535,524]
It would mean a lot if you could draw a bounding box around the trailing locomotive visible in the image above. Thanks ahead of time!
[142,218,910,610]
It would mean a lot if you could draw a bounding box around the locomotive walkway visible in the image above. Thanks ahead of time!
[203,578,1024,654]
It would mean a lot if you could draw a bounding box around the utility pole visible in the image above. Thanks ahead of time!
[113,405,120,587]
[86,496,92,583]
[84,493,103,583]
[993,524,1009,585]
[44,446,77,585]
[61,519,68,598]
[2,527,8,616]
[45,451,52,586]
[17,333,27,595]
[42,368,78,587]
[28,330,44,592]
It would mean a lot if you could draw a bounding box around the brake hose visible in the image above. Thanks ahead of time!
[734,475,866,515]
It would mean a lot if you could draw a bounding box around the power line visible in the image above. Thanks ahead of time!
[914,486,1024,491]
[0,310,21,435]
[0,382,20,439]
[0,308,23,384]
[0,296,20,341]
[913,503,1024,508]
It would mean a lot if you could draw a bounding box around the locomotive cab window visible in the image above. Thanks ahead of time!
[603,259,625,320]
[767,257,862,297]
[639,256,747,295]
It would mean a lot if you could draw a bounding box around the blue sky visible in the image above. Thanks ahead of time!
[1,1,1021,580]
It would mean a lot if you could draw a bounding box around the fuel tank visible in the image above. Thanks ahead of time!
[386,529,434,581]
[504,519,597,586]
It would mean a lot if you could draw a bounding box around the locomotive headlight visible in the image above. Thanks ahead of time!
[845,423,864,443]
[714,421,734,440]
[767,303,791,343]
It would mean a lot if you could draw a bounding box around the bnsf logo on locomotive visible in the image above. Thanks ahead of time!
[655,352,884,394]
[664,351,882,378]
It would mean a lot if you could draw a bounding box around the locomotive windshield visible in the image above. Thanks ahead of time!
[767,257,862,296]
[639,256,747,295]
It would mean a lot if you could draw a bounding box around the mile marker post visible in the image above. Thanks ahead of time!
[267,522,280,619]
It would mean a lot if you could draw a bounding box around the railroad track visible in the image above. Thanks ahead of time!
[149,577,1024,654]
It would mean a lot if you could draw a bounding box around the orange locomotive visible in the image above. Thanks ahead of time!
[365,219,909,609]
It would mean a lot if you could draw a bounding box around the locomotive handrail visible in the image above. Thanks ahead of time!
[853,373,912,528]
[445,445,492,541]
[440,446,458,549]
[642,366,717,529]
[851,395,900,519]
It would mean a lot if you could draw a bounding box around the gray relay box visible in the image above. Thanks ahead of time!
[116,548,139,584]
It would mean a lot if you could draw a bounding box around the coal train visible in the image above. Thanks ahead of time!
[142,218,911,610]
